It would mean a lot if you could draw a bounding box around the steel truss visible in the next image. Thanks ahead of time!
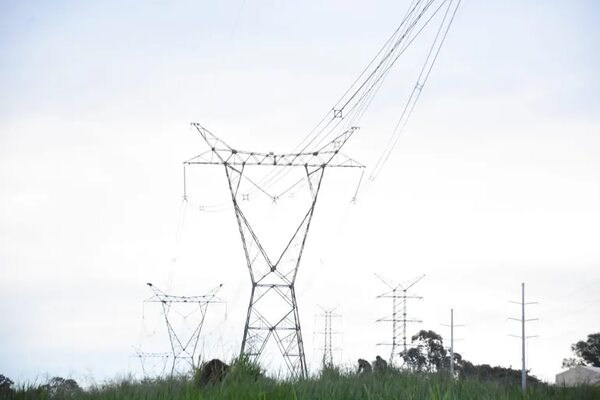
[375,274,425,367]
[316,306,342,369]
[132,350,171,377]
[144,282,224,376]
[185,123,363,378]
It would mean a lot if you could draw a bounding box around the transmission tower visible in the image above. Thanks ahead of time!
[185,124,363,378]
[509,282,538,393]
[131,349,171,377]
[144,282,224,376]
[315,306,342,368]
[375,273,425,366]
[183,0,461,378]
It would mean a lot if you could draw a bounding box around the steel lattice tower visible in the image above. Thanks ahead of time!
[144,282,224,376]
[316,306,342,368]
[131,350,171,377]
[375,274,425,366]
[181,0,461,377]
[185,124,363,378]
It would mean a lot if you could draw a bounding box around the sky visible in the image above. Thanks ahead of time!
[1,0,600,385]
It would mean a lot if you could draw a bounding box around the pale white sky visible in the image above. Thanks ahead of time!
[1,0,599,384]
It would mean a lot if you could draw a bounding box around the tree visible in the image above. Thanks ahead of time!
[403,330,447,372]
[441,351,463,375]
[459,361,540,385]
[0,374,14,394]
[562,332,600,368]
[40,377,81,398]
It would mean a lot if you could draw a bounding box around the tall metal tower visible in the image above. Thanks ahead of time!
[131,350,171,377]
[315,306,342,368]
[144,282,224,375]
[375,274,425,366]
[183,0,460,378]
[509,282,538,393]
[185,125,363,378]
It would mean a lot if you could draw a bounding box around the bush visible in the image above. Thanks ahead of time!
[226,355,265,383]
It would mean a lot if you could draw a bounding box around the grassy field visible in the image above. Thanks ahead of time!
[6,366,600,400]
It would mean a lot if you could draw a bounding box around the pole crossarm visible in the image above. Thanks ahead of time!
[377,293,422,299]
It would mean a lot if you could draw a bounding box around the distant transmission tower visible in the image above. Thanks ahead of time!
[131,349,171,377]
[144,282,224,376]
[375,273,425,366]
[509,282,538,393]
[315,306,342,368]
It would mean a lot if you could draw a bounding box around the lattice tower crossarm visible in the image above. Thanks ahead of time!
[144,282,225,376]
[185,123,363,378]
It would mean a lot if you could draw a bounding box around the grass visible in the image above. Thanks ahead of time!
[5,366,600,400]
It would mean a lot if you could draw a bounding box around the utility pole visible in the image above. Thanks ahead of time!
[509,282,538,393]
[375,274,425,366]
[441,309,464,378]
[315,306,342,368]
[451,310,455,376]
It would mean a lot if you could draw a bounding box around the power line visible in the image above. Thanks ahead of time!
[368,0,462,184]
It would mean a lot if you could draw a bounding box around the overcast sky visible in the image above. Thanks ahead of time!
[1,0,599,385]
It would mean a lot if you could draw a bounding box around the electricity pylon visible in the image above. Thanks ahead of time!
[182,0,461,378]
[131,349,171,377]
[509,282,538,393]
[185,124,363,378]
[144,282,224,376]
[315,306,342,368]
[375,273,425,366]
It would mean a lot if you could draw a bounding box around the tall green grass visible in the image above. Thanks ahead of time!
[6,366,600,400]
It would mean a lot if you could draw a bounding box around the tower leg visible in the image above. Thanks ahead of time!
[225,166,324,379]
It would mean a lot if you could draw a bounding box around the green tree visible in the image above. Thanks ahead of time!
[0,374,14,395]
[403,330,447,372]
[459,361,540,385]
[40,376,81,398]
[562,332,600,368]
